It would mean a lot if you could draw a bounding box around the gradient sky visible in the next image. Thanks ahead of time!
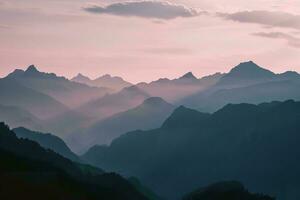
[0,0,300,83]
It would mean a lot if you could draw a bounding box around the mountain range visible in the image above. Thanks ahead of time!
[5,65,111,108]
[1,61,300,199]
[82,100,300,200]
[136,72,224,102]
[72,73,132,91]
[180,61,300,111]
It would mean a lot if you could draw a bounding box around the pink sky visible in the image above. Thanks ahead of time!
[0,0,300,83]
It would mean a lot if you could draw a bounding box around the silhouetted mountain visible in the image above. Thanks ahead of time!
[179,72,197,80]
[216,61,275,87]
[69,97,175,153]
[0,78,68,119]
[0,122,148,200]
[5,65,111,108]
[180,61,300,111]
[277,71,300,80]
[183,181,275,200]
[82,100,300,200]
[0,104,44,131]
[13,127,80,162]
[137,72,224,102]
[72,73,132,91]
[71,73,91,83]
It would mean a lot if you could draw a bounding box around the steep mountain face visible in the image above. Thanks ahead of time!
[5,65,111,108]
[0,104,44,131]
[181,61,300,111]
[0,78,68,119]
[13,127,80,162]
[182,181,275,200]
[0,122,148,200]
[82,100,300,200]
[72,73,132,91]
[69,97,175,153]
[137,72,224,103]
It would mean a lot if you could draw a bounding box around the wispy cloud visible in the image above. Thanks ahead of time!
[219,10,300,30]
[253,32,300,48]
[83,0,200,19]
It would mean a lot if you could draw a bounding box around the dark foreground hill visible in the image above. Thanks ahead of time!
[0,123,148,200]
[183,181,275,200]
[82,100,300,200]
[13,127,80,162]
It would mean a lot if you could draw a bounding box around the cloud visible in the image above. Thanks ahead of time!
[83,1,200,19]
[252,32,300,48]
[220,10,300,30]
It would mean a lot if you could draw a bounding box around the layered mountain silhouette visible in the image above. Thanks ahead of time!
[44,85,151,139]
[137,72,224,102]
[181,61,300,111]
[0,122,149,200]
[183,181,275,200]
[72,73,132,91]
[82,100,300,200]
[13,127,80,162]
[5,65,111,108]
[78,85,150,120]
[68,97,175,153]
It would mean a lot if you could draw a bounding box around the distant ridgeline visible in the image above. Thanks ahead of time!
[82,100,300,200]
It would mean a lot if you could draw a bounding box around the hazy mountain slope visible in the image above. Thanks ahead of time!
[72,73,132,91]
[82,100,300,200]
[13,127,80,162]
[6,65,111,108]
[0,78,68,119]
[78,85,150,120]
[181,61,300,111]
[45,85,150,139]
[182,181,275,200]
[0,104,44,131]
[69,97,175,153]
[137,72,224,103]
[43,109,93,138]
[0,122,148,200]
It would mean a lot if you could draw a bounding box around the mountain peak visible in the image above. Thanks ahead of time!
[179,72,197,79]
[72,73,91,81]
[142,97,169,106]
[217,61,275,86]
[229,61,274,77]
[26,65,39,73]
[162,105,210,128]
